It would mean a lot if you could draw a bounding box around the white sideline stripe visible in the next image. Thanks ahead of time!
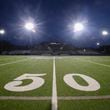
[58,95,110,100]
[0,96,51,100]
[52,57,58,110]
[0,95,110,101]
[76,58,110,68]
[0,58,29,67]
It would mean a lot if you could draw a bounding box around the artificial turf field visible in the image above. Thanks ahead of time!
[0,56,110,110]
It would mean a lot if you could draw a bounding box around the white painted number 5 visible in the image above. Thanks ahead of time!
[4,73,46,92]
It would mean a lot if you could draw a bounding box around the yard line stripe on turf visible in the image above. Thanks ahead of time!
[85,60,110,67]
[0,96,51,100]
[52,57,58,110]
[1,95,110,101]
[76,58,110,68]
[58,95,110,100]
[0,58,29,67]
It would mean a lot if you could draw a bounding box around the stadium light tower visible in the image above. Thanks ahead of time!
[102,30,108,36]
[0,29,5,35]
[74,22,85,32]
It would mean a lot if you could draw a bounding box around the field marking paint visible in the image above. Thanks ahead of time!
[4,73,46,92]
[0,96,51,100]
[0,95,110,101]
[0,58,29,67]
[52,57,58,110]
[76,58,110,68]
[58,95,110,100]
[64,73,100,91]
[30,56,63,60]
[84,60,110,67]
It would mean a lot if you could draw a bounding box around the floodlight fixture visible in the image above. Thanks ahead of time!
[24,22,36,32]
[74,22,85,32]
[0,29,5,35]
[102,30,108,36]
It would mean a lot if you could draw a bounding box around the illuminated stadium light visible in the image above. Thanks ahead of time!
[0,29,5,35]
[24,22,35,32]
[74,22,84,32]
[96,42,100,46]
[102,30,108,36]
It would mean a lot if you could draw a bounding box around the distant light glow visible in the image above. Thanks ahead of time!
[24,22,35,32]
[83,49,86,52]
[0,29,5,35]
[74,22,84,32]
[96,42,100,46]
[102,30,108,36]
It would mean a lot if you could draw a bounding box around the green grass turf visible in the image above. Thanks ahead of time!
[0,56,27,64]
[56,56,110,96]
[0,56,110,110]
[0,56,53,96]
[59,100,110,110]
[0,100,51,110]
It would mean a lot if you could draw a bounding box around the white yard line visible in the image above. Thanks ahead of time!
[58,95,110,100]
[0,95,110,101]
[76,58,110,68]
[0,58,29,67]
[0,96,51,100]
[85,60,110,67]
[52,57,58,110]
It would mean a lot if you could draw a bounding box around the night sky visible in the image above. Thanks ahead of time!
[0,0,110,48]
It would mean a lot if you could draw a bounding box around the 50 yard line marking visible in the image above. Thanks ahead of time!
[52,57,58,110]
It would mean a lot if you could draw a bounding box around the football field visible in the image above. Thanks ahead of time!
[0,56,110,110]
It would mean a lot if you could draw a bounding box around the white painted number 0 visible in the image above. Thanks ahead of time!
[64,73,100,91]
[4,74,46,92]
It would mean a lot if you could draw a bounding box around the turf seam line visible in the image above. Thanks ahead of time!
[52,57,58,110]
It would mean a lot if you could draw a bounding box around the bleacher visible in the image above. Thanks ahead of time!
[0,41,107,55]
